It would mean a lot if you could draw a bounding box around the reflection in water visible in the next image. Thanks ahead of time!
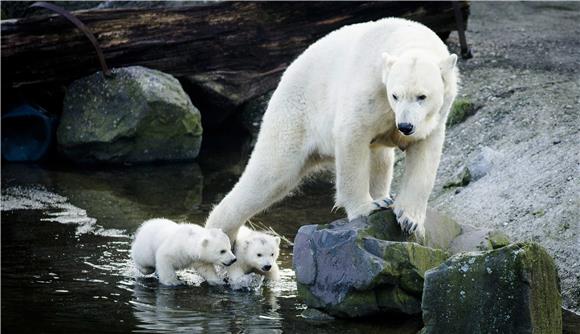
[1,162,424,333]
[130,277,286,333]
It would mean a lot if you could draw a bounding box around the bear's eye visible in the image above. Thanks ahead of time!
[392,94,398,101]
[257,253,262,257]
[220,250,226,254]
[417,95,427,101]
[271,253,274,257]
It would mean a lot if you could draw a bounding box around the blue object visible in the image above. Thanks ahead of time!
[2,104,57,162]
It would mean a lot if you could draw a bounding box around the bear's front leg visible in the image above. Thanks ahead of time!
[370,146,395,204]
[394,128,445,239]
[335,133,376,219]
[155,254,181,286]
[225,262,247,284]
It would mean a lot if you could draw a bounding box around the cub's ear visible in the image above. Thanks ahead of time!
[274,236,281,246]
[439,54,458,76]
[202,238,209,248]
[381,52,397,83]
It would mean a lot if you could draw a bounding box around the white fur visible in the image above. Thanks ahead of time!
[227,226,281,283]
[205,18,458,241]
[131,218,236,286]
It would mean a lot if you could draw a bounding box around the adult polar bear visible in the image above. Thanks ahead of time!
[206,18,458,241]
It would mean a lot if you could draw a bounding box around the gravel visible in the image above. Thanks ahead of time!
[416,2,580,312]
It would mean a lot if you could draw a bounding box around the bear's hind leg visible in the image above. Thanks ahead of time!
[205,144,308,240]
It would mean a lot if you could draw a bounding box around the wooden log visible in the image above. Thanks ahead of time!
[1,2,468,87]
[1,2,469,127]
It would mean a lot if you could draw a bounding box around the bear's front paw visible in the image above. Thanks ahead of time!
[347,197,393,220]
[393,206,425,238]
[371,197,394,211]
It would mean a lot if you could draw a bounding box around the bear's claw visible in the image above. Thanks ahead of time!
[372,197,394,211]
[394,208,418,235]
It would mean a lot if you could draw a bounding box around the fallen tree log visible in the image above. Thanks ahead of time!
[1,1,469,125]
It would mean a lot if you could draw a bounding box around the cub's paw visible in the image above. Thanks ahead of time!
[159,278,182,286]
[206,278,227,286]
[393,206,425,238]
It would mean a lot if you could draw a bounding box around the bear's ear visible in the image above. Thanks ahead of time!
[202,238,209,248]
[274,236,281,246]
[381,52,397,83]
[439,54,458,76]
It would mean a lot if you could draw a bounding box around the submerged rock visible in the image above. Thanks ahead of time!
[58,66,202,164]
[293,210,449,317]
[421,242,562,334]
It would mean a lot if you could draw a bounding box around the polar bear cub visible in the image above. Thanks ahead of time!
[131,218,236,286]
[226,226,281,283]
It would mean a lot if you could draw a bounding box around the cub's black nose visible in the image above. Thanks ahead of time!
[397,123,415,135]
[262,265,272,271]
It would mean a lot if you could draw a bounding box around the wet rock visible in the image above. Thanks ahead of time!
[449,223,510,254]
[57,66,202,164]
[293,210,449,318]
[293,209,512,318]
[238,90,274,137]
[422,242,562,334]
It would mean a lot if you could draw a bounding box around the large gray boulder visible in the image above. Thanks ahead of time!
[57,66,202,164]
[422,242,562,334]
[293,210,449,317]
[293,209,511,318]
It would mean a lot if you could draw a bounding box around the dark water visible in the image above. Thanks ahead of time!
[1,160,422,334]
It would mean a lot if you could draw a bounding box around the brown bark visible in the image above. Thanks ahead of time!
[1,2,468,91]
[1,2,468,127]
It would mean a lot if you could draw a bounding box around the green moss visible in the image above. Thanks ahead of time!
[422,242,562,333]
[333,290,379,317]
[487,231,510,249]
[443,167,472,188]
[447,98,476,127]
[376,285,422,314]
[519,243,562,333]
[58,66,203,163]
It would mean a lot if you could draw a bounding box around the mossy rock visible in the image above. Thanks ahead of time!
[446,98,477,127]
[57,66,202,164]
[422,242,562,334]
[293,210,449,318]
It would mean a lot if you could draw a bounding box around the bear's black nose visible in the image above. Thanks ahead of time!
[262,265,272,271]
[225,258,236,266]
[397,123,415,135]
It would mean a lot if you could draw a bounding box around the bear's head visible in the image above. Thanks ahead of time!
[241,234,281,273]
[381,52,457,138]
[199,228,237,267]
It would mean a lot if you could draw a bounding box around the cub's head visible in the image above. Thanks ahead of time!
[241,234,280,273]
[381,52,457,138]
[199,228,236,267]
